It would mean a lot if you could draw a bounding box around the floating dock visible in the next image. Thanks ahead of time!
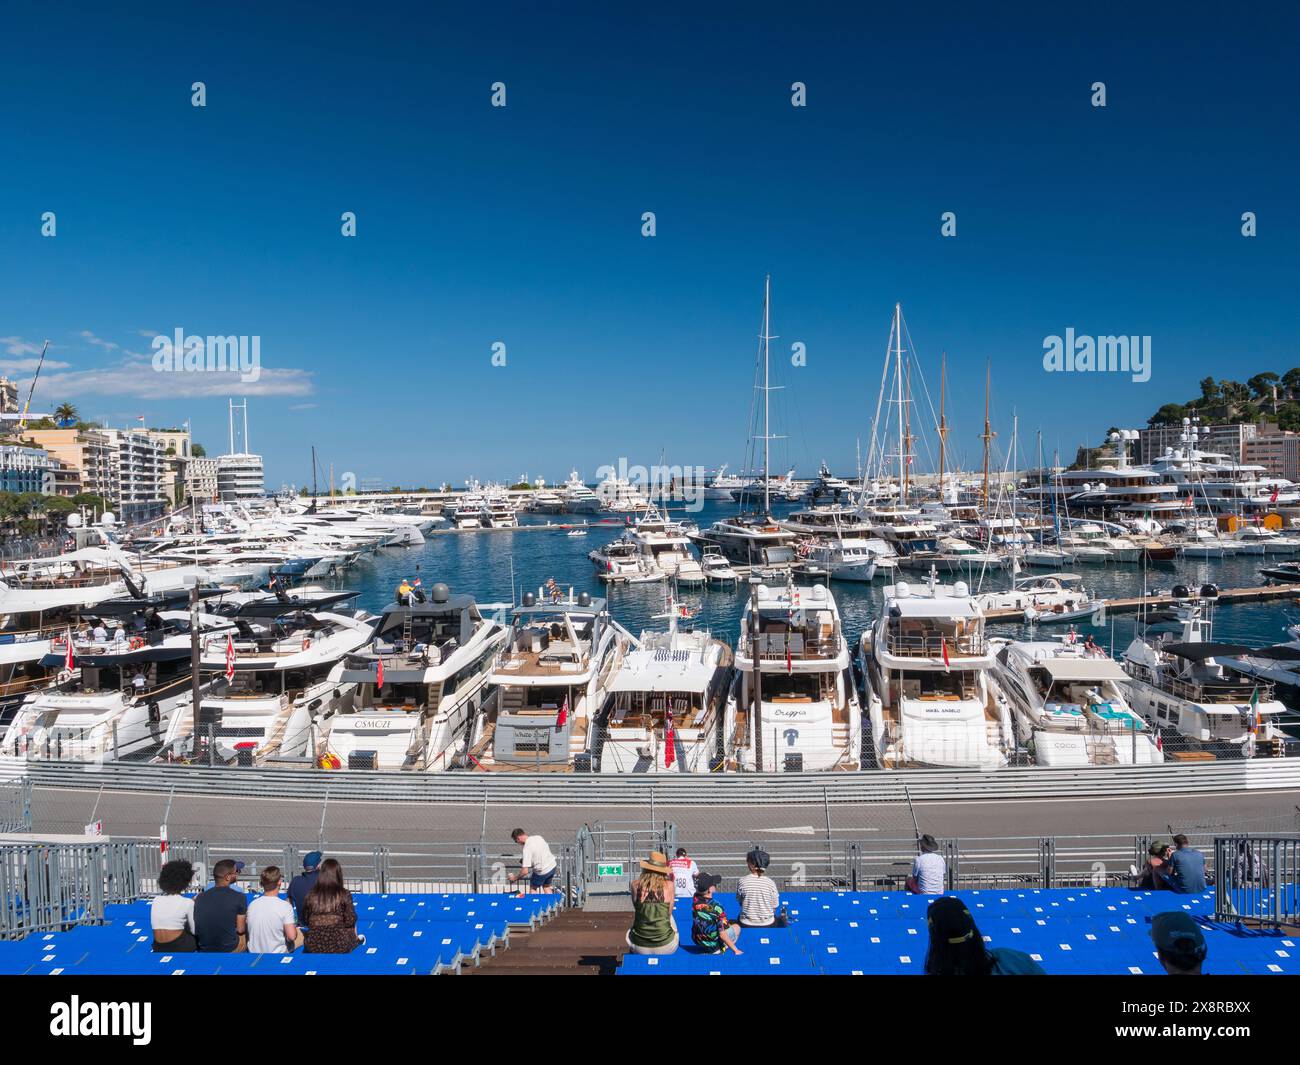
[983,583,1300,623]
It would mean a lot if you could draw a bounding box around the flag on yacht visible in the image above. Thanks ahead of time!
[555,694,568,729]
[64,629,75,671]
[224,635,235,682]
[1155,730,1163,753]
[1247,686,1260,734]
[375,655,384,688]
[664,709,676,768]
[941,636,950,671]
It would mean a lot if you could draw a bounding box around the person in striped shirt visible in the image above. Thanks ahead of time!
[736,848,786,928]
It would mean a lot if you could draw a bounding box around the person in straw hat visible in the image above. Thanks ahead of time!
[626,851,679,955]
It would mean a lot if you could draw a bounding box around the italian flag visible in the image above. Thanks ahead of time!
[1247,686,1259,734]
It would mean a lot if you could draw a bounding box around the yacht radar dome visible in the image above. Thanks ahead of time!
[67,513,82,528]
[521,592,536,607]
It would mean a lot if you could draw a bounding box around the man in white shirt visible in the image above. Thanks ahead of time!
[246,866,299,953]
[507,828,558,894]
[907,834,947,895]
[669,848,699,898]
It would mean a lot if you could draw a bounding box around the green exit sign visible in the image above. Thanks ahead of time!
[597,862,625,878]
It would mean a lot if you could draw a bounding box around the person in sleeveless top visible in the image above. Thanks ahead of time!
[626,851,679,955]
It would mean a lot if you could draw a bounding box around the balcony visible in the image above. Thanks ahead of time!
[882,630,987,659]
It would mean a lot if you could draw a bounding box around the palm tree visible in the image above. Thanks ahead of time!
[54,403,78,425]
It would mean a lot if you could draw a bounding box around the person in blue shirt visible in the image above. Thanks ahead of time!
[1162,835,1207,894]
[924,896,1046,975]
[288,851,323,925]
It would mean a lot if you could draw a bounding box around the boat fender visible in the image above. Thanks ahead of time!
[147,700,160,724]
[129,636,145,650]
[302,638,312,650]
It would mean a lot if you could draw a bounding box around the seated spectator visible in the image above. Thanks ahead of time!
[1162,835,1207,894]
[668,848,698,899]
[150,860,197,953]
[925,896,1045,975]
[1151,911,1207,975]
[907,834,946,894]
[1133,841,1172,890]
[300,858,364,954]
[736,848,785,928]
[626,852,678,955]
[247,866,299,954]
[194,858,248,953]
[691,873,741,955]
[288,851,322,925]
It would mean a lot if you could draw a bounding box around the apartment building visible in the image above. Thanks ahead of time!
[0,443,51,494]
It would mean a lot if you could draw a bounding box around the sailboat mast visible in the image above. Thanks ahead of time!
[763,274,772,518]
[937,352,948,501]
[903,358,913,501]
[893,304,904,506]
[980,359,993,511]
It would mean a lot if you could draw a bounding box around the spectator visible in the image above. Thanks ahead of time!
[300,858,364,954]
[925,896,1045,975]
[668,847,699,899]
[736,848,785,928]
[1133,841,1172,890]
[194,858,248,953]
[626,851,678,955]
[691,873,741,955]
[907,834,946,894]
[150,860,197,953]
[506,828,558,894]
[1163,835,1207,894]
[288,851,323,923]
[1151,912,1207,975]
[92,620,108,642]
[247,866,299,954]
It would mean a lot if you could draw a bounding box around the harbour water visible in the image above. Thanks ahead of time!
[341,500,1299,652]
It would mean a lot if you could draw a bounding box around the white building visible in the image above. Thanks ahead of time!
[187,456,219,503]
[217,453,265,500]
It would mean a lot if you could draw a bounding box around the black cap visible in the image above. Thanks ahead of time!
[694,872,722,893]
[1151,912,1207,961]
[746,848,770,871]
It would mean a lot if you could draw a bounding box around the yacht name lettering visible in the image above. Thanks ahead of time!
[1042,329,1151,383]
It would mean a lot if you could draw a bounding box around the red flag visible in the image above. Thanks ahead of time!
[1270,486,1280,504]
[64,629,75,671]
[376,655,384,688]
[941,636,950,671]
[664,709,676,768]
[555,694,568,729]
[1155,731,1163,752]
[224,635,236,682]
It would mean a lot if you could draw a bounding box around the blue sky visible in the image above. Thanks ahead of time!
[2,2,1297,489]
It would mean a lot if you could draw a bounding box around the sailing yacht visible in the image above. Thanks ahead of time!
[1120,584,1288,755]
[466,586,630,770]
[588,597,732,773]
[992,637,1163,766]
[724,580,862,771]
[857,569,1014,769]
[317,584,509,771]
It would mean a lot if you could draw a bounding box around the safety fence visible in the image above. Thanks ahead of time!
[1213,837,1300,928]
[0,780,31,832]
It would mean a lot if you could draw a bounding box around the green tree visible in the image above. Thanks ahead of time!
[54,403,79,424]
[1148,403,1187,426]
[1248,372,1280,400]
[191,443,207,457]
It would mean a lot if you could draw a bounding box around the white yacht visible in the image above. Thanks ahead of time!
[560,471,605,514]
[597,475,651,514]
[467,586,630,770]
[797,537,879,582]
[159,599,374,765]
[858,570,1013,769]
[452,484,486,529]
[703,464,750,501]
[627,505,703,583]
[779,504,875,539]
[317,585,509,771]
[975,573,1100,624]
[479,485,519,529]
[589,600,732,773]
[701,551,739,585]
[725,581,863,771]
[589,535,664,583]
[992,638,1163,766]
[1120,584,1288,755]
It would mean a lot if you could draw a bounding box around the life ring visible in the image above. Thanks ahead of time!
[129,636,145,650]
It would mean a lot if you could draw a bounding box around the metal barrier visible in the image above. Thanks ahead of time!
[1214,836,1300,928]
[0,779,31,831]
[0,842,107,939]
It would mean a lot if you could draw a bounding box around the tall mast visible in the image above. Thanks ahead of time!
[936,352,948,501]
[893,303,905,506]
[980,359,995,511]
[903,358,913,501]
[763,274,771,518]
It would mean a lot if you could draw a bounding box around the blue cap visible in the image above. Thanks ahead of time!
[303,851,323,870]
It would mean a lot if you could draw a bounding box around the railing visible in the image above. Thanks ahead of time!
[1165,676,1273,704]
[743,631,841,662]
[1213,836,1300,928]
[882,633,987,658]
[0,779,31,831]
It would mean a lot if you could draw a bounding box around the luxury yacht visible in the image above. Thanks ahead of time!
[317,585,509,770]
[1120,584,1288,755]
[725,581,862,771]
[858,569,1013,769]
[589,535,664,583]
[479,485,518,529]
[466,586,630,770]
[452,485,486,529]
[588,599,732,772]
[992,638,1162,766]
[703,464,749,501]
[796,537,880,582]
[627,505,704,583]
[974,573,1100,624]
[159,598,375,765]
[560,471,605,514]
[779,504,875,539]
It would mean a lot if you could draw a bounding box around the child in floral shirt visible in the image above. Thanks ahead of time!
[691,872,742,955]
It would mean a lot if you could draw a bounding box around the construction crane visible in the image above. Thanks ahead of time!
[16,340,50,432]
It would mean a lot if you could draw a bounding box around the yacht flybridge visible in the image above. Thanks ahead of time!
[589,597,732,773]
[466,585,630,771]
[159,597,376,766]
[725,581,863,771]
[992,637,1163,766]
[858,569,1014,769]
[318,584,508,771]
[1120,584,1288,756]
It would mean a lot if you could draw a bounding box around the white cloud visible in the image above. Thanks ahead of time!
[31,362,315,400]
[0,336,47,357]
[136,329,159,338]
[289,402,318,410]
[0,357,71,372]
[77,330,120,351]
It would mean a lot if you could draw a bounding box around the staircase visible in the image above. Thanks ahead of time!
[463,908,630,976]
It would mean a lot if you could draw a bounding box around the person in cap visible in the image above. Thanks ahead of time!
[396,579,413,605]
[736,847,785,928]
[691,872,741,955]
[193,858,248,953]
[1162,835,1207,895]
[1151,912,1207,974]
[924,896,1045,975]
[907,834,946,895]
[1132,841,1172,891]
[288,851,323,926]
[626,851,679,955]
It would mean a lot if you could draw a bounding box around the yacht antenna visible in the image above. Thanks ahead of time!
[980,359,995,512]
[310,445,318,513]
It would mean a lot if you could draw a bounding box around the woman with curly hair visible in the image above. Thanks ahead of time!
[300,858,365,953]
[151,860,197,952]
